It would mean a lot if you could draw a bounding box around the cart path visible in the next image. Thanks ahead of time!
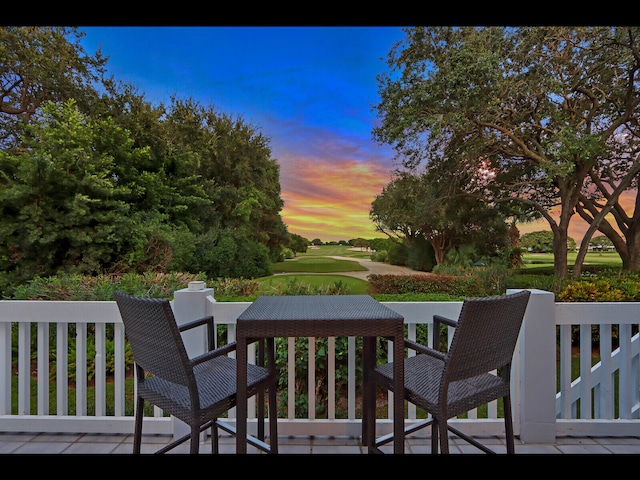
[326,256,432,280]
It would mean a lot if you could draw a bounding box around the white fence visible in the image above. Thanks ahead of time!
[0,288,638,443]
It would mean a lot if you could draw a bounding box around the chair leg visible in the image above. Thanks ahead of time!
[212,421,219,454]
[503,395,515,454]
[133,396,144,454]
[431,418,439,454]
[438,419,449,454]
[257,341,266,441]
[190,425,200,454]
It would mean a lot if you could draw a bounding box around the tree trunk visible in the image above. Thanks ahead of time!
[575,204,629,269]
[431,242,446,264]
[626,221,640,272]
[572,190,625,277]
[552,226,569,279]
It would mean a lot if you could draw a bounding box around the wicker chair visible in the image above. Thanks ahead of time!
[114,291,278,454]
[367,289,531,454]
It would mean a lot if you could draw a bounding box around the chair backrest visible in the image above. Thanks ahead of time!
[443,290,531,383]
[114,291,191,386]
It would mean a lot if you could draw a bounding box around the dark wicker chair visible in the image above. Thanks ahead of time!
[367,289,531,454]
[114,291,278,454]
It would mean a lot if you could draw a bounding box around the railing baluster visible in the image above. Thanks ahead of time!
[0,322,10,414]
[37,322,49,415]
[76,322,87,416]
[620,324,633,419]
[114,322,126,417]
[348,336,356,420]
[95,322,106,416]
[288,337,295,419]
[308,337,316,420]
[17,322,30,415]
[558,324,572,418]
[579,324,593,419]
[328,336,335,419]
[56,322,68,415]
[599,323,613,419]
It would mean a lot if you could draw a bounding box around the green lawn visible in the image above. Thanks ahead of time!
[522,251,622,269]
[299,244,373,258]
[273,256,367,273]
[257,274,369,295]
[252,245,372,295]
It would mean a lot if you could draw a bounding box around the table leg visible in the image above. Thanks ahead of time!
[257,339,265,441]
[267,337,278,453]
[236,336,248,454]
[362,336,374,450]
[393,327,404,454]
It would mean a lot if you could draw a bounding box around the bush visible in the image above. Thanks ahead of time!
[504,273,569,293]
[10,271,206,300]
[370,250,388,263]
[387,242,408,266]
[367,274,486,297]
[406,236,436,272]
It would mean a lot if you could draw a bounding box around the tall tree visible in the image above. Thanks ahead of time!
[373,26,640,278]
[0,26,107,148]
[0,27,290,281]
[0,100,142,280]
[370,170,509,265]
[370,172,424,249]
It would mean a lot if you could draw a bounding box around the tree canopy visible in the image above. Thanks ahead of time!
[0,27,290,290]
[370,169,511,266]
[373,26,640,278]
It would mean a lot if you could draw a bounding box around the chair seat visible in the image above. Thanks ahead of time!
[138,355,272,423]
[375,353,511,419]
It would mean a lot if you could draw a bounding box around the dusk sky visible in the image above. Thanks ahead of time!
[78,26,407,243]
[76,26,611,243]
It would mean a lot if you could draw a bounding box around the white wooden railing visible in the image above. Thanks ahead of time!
[0,288,638,443]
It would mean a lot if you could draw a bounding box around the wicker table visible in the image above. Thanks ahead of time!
[235,295,405,454]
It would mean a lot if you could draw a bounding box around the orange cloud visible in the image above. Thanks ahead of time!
[281,158,638,246]
[280,157,394,242]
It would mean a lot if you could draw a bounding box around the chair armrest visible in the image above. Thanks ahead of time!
[433,314,458,352]
[404,338,447,361]
[179,315,215,351]
[433,314,458,328]
[178,315,213,332]
[190,342,237,367]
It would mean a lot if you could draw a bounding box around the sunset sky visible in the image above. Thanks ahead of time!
[79,26,403,243]
[77,26,626,245]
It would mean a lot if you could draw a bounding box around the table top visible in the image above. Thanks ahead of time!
[238,295,403,321]
[236,295,404,338]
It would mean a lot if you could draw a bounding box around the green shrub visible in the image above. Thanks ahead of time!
[370,250,388,263]
[504,273,570,293]
[557,280,628,302]
[210,277,260,297]
[367,274,486,297]
[11,271,205,300]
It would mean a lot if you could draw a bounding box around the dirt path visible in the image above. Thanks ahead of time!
[326,256,431,280]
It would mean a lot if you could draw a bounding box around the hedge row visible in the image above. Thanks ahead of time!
[367,274,486,297]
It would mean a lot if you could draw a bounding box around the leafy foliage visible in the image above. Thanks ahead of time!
[373,26,640,278]
[0,28,289,292]
[367,274,486,297]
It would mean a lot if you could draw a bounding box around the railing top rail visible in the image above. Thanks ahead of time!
[0,300,122,324]
[2,298,640,327]
[555,302,640,326]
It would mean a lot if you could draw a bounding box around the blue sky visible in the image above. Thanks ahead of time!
[78,26,408,242]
